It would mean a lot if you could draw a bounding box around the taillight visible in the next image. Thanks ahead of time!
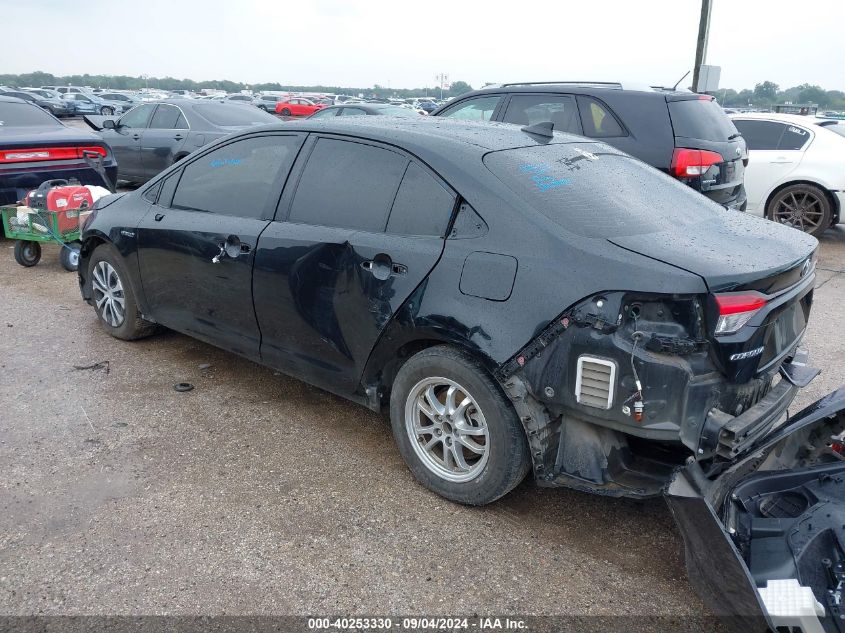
[671,148,724,178]
[714,292,767,335]
[0,146,107,164]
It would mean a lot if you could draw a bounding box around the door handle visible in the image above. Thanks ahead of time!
[361,255,406,280]
[770,156,791,164]
[132,134,140,140]
[154,213,165,221]
[211,235,248,263]
[173,134,184,141]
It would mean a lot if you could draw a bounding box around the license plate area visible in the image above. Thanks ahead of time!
[759,301,808,371]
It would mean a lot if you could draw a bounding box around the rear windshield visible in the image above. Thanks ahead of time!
[484,143,720,238]
[668,98,739,141]
[0,101,61,127]
[193,104,278,127]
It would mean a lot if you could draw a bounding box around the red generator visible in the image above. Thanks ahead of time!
[24,179,94,234]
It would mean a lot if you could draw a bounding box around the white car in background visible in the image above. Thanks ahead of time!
[731,113,845,237]
[730,113,845,237]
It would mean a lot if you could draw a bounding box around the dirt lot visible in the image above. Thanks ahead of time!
[0,224,843,625]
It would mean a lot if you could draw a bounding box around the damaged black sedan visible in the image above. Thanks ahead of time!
[77,116,842,628]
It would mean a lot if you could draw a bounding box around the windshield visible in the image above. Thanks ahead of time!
[669,98,739,141]
[484,142,722,238]
[193,104,278,127]
[0,101,61,127]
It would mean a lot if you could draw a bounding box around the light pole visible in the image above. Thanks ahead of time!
[692,0,713,93]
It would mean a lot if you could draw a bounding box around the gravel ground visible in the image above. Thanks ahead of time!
[0,189,843,627]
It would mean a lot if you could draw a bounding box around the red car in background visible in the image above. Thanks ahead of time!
[275,98,327,117]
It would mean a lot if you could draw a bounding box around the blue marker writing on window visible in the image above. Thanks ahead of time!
[210,158,242,168]
[519,163,570,191]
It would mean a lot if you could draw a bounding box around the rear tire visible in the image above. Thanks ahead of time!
[390,346,530,505]
[766,183,832,238]
[59,241,82,272]
[100,106,114,116]
[87,244,157,340]
[14,241,41,267]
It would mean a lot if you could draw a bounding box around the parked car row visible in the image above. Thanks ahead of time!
[4,81,842,237]
[432,82,845,237]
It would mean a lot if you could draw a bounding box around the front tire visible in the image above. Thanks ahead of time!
[390,346,530,505]
[280,107,291,116]
[88,245,157,340]
[766,183,832,238]
[14,241,41,267]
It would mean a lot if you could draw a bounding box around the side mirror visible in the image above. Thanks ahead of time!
[102,119,117,130]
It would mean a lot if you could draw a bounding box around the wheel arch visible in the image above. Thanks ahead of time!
[78,233,110,301]
[78,234,150,318]
[764,179,839,224]
[361,329,500,410]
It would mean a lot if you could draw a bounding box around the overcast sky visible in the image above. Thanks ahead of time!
[4,0,843,91]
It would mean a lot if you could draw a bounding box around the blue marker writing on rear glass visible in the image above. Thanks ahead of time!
[519,163,570,191]
[210,158,242,168]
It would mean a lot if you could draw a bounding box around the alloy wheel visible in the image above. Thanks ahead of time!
[404,377,490,483]
[771,189,826,233]
[92,261,126,327]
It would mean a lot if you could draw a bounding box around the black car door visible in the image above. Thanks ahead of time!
[140,104,190,179]
[253,136,457,395]
[135,132,305,357]
[109,104,156,179]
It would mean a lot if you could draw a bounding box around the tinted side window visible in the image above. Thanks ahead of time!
[288,138,407,232]
[120,105,155,128]
[142,180,162,203]
[149,105,184,129]
[779,125,810,151]
[172,135,301,218]
[732,120,785,151]
[158,171,180,207]
[386,163,456,237]
[309,108,337,118]
[340,108,366,116]
[576,96,624,138]
[502,94,582,134]
[438,96,500,121]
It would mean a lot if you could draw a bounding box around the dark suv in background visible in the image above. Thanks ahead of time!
[432,81,747,208]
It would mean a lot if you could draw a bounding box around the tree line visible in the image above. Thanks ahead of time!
[0,71,475,99]
[715,81,844,109]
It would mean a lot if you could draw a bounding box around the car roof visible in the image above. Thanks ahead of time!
[452,82,679,99]
[0,94,27,103]
[244,115,604,156]
[730,112,829,126]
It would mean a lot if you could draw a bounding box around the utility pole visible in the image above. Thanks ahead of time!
[692,0,713,92]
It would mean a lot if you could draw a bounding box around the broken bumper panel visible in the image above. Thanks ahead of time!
[666,386,845,633]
